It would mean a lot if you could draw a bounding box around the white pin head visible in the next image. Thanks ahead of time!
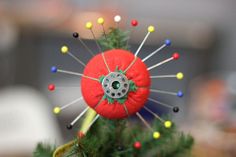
[114,15,121,23]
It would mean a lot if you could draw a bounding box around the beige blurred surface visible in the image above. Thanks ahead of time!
[0,86,62,156]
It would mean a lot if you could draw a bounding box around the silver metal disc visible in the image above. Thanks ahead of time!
[102,72,130,99]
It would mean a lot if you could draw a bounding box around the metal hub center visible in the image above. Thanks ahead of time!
[102,72,130,99]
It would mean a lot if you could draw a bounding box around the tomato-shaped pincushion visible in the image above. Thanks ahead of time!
[81,49,150,119]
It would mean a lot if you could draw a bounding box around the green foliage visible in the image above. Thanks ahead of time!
[71,117,194,157]
[33,118,194,157]
[33,142,56,157]
[98,28,129,51]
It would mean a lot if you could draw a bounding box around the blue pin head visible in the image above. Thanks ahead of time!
[51,66,57,73]
[177,91,184,97]
[165,39,171,46]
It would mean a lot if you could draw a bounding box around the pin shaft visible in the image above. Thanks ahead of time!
[150,89,177,96]
[147,57,173,71]
[90,30,102,52]
[136,112,153,131]
[57,69,99,82]
[61,97,83,110]
[143,106,164,123]
[135,32,150,56]
[70,107,89,126]
[67,51,86,67]
[101,53,111,73]
[124,56,137,73]
[148,98,173,109]
[150,75,176,79]
[142,44,166,62]
[78,38,95,56]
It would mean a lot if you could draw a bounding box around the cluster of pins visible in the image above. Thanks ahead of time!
[47,15,184,143]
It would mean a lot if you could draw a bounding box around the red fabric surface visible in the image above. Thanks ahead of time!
[81,49,150,119]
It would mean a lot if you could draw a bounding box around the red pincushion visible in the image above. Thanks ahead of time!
[81,49,150,119]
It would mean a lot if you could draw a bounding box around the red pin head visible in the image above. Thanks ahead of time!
[131,19,138,27]
[172,53,180,60]
[78,131,85,138]
[48,84,55,91]
[133,141,142,149]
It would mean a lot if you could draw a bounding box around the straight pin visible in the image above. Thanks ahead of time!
[150,74,176,79]
[54,86,81,89]
[142,39,171,62]
[68,52,86,67]
[148,98,172,109]
[150,89,184,98]
[147,53,180,71]
[148,98,179,113]
[97,17,107,40]
[85,22,102,52]
[72,32,95,56]
[114,15,121,28]
[143,106,164,123]
[134,32,149,56]
[114,15,122,47]
[53,97,83,114]
[101,53,111,73]
[134,25,155,57]
[67,107,89,129]
[150,72,184,80]
[142,44,166,62]
[48,85,80,92]
[147,57,173,71]
[123,104,129,116]
[150,89,177,96]
[57,69,83,76]
[51,67,99,82]
[61,97,83,110]
[60,46,86,67]
[124,56,137,73]
[126,19,139,47]
[94,96,106,109]
[136,112,153,132]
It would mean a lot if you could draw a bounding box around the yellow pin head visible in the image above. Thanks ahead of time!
[85,22,93,29]
[153,131,161,139]
[61,45,69,54]
[97,17,104,25]
[164,121,172,128]
[53,107,61,114]
[176,72,184,80]
[148,25,155,32]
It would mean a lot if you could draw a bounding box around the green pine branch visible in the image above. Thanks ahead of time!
[98,28,130,51]
[74,117,194,157]
[33,118,194,157]
[33,142,56,157]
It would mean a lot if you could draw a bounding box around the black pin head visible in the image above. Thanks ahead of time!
[72,32,79,38]
[66,124,73,130]
[173,107,179,113]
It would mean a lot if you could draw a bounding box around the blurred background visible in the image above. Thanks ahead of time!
[0,0,236,156]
